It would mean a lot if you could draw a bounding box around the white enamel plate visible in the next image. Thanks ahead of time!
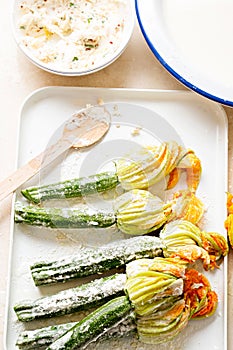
[136,0,233,106]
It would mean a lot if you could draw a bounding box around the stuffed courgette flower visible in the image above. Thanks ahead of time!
[125,257,217,344]
[15,189,172,234]
[20,141,202,204]
[15,189,205,234]
[160,220,229,270]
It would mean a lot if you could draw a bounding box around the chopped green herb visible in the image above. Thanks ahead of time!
[72,56,79,61]
[84,44,95,48]
[87,17,93,24]
[20,25,25,30]
[70,2,74,6]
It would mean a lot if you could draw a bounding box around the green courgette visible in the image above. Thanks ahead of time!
[30,236,164,286]
[46,296,133,350]
[14,203,116,228]
[14,273,126,322]
[21,171,119,204]
[16,313,136,350]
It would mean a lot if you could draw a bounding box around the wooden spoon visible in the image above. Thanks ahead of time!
[0,105,110,202]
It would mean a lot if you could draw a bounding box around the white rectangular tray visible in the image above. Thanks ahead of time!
[5,87,228,350]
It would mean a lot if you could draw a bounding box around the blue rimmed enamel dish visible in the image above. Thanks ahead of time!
[135,0,233,107]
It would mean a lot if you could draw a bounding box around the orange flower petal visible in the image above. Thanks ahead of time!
[225,213,233,248]
[166,168,180,190]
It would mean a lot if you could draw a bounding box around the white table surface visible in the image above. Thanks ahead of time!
[1,2,233,349]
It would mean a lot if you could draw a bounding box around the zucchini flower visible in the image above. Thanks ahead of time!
[125,257,217,345]
[20,141,201,204]
[160,220,228,270]
[224,192,233,248]
[125,258,186,316]
[114,189,172,235]
[116,141,185,190]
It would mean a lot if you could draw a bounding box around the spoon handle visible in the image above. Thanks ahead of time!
[0,138,72,202]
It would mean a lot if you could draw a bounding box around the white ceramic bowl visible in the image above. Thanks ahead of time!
[12,0,135,76]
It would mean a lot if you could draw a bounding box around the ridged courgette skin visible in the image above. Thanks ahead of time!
[21,171,119,204]
[14,274,126,322]
[46,296,133,350]
[30,236,164,286]
[14,203,116,228]
[16,311,136,350]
